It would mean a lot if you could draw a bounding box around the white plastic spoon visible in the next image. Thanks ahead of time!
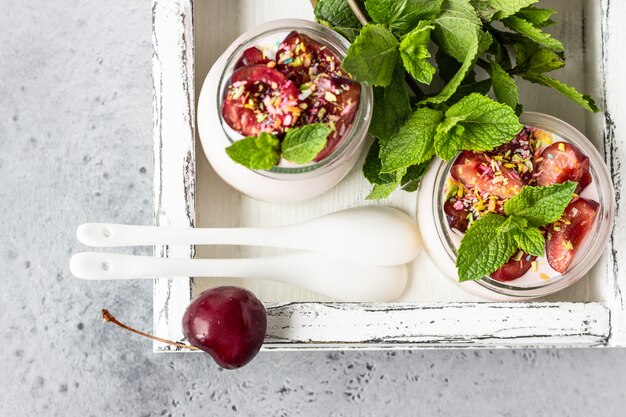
[76,207,420,266]
[69,251,408,302]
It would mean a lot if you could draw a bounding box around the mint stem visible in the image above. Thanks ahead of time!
[345,0,425,100]
[347,0,369,26]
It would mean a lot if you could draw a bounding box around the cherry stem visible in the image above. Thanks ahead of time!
[101,309,198,351]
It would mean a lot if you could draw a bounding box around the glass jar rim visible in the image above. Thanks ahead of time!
[431,112,616,298]
[215,19,373,177]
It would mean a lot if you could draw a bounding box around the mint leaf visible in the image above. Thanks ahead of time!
[314,0,360,24]
[502,15,564,51]
[399,21,436,84]
[515,6,556,27]
[504,181,577,226]
[433,0,482,63]
[366,169,405,200]
[489,35,512,70]
[401,160,432,191]
[514,226,545,257]
[365,0,442,36]
[440,93,523,152]
[471,0,538,21]
[363,139,397,185]
[342,24,399,87]
[521,72,600,113]
[281,124,331,164]
[369,61,412,141]
[314,0,362,41]
[422,37,478,104]
[434,122,464,160]
[380,107,444,172]
[225,133,280,170]
[456,213,519,282]
[446,79,492,104]
[514,45,564,73]
[490,60,519,110]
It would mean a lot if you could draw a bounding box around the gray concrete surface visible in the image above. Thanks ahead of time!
[1,1,626,416]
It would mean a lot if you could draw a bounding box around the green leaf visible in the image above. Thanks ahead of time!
[363,139,397,185]
[281,124,331,164]
[456,213,519,281]
[446,79,492,104]
[434,122,464,160]
[502,15,564,51]
[314,0,362,41]
[435,49,464,83]
[489,35,512,70]
[521,72,600,112]
[380,107,444,172]
[504,182,578,227]
[422,37,478,104]
[433,0,483,63]
[342,24,399,87]
[365,0,442,36]
[399,21,436,84]
[225,133,281,170]
[490,60,519,109]
[441,93,523,152]
[514,226,545,257]
[514,45,564,73]
[366,169,405,200]
[471,0,538,21]
[369,61,412,141]
[515,6,556,27]
[401,160,432,191]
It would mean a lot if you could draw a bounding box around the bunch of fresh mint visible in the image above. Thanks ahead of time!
[457,181,577,281]
[313,0,599,199]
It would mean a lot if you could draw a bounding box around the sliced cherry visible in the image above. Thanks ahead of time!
[234,47,269,69]
[221,65,300,137]
[490,253,536,282]
[535,142,592,192]
[275,31,346,85]
[444,199,470,232]
[450,151,524,199]
[297,75,361,161]
[546,198,599,273]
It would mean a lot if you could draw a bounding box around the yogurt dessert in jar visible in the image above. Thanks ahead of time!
[417,112,615,300]
[197,19,373,202]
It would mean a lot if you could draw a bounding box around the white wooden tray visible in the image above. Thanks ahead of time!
[151,0,626,351]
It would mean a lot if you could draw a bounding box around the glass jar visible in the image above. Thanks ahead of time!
[197,19,373,202]
[417,112,616,300]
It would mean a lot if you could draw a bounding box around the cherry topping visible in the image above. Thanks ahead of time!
[234,47,269,69]
[275,31,346,85]
[546,198,598,273]
[221,65,300,137]
[535,142,592,192]
[298,75,361,161]
[182,286,267,370]
[444,199,470,232]
[451,151,525,199]
[490,253,536,282]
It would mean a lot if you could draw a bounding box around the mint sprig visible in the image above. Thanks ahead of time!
[225,132,281,170]
[281,123,332,164]
[313,0,599,199]
[456,181,577,281]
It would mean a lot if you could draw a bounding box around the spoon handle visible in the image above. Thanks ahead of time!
[69,252,408,302]
[77,223,274,247]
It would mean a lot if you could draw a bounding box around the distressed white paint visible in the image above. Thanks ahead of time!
[594,0,626,347]
[152,0,196,352]
[153,0,623,349]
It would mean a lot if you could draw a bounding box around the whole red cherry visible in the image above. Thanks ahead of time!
[182,286,267,369]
